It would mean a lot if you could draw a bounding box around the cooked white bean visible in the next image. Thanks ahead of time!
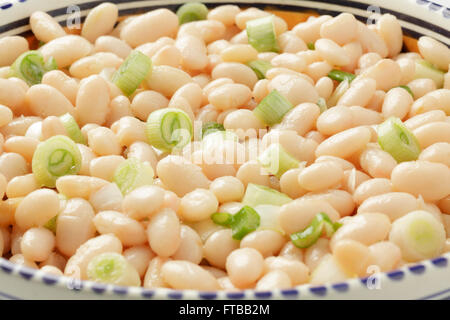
[413,122,450,149]
[82,3,118,42]
[0,36,29,67]
[357,192,419,221]
[360,59,401,91]
[56,175,109,199]
[382,87,414,119]
[147,65,193,97]
[15,189,59,230]
[419,142,450,166]
[93,210,147,246]
[391,160,450,202]
[171,225,203,264]
[147,208,181,257]
[359,145,397,179]
[89,155,125,181]
[76,75,110,126]
[121,9,178,47]
[279,198,340,235]
[21,227,55,262]
[268,74,318,106]
[315,38,350,66]
[332,239,372,277]
[89,182,123,212]
[264,256,309,285]
[212,62,258,88]
[315,126,372,159]
[376,14,402,58]
[353,178,393,205]
[298,161,344,192]
[330,213,391,249]
[208,83,252,110]
[122,185,165,220]
[320,13,357,45]
[95,36,132,59]
[226,248,264,288]
[368,241,401,272]
[418,36,450,71]
[162,260,220,290]
[240,230,286,258]
[65,234,122,279]
[39,35,93,68]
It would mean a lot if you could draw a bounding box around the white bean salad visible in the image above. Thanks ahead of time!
[0,2,449,291]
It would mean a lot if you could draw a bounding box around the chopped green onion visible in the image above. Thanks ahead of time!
[247,60,273,79]
[59,113,86,145]
[290,212,341,249]
[253,89,293,126]
[45,56,58,72]
[112,50,152,96]
[258,143,299,178]
[146,108,193,152]
[176,2,209,25]
[390,210,446,262]
[211,206,261,240]
[113,158,154,195]
[242,183,292,207]
[44,215,58,234]
[202,121,225,138]
[254,204,284,234]
[32,135,82,188]
[317,97,328,113]
[231,206,260,240]
[246,15,280,53]
[414,59,444,88]
[9,51,57,86]
[328,69,356,83]
[307,42,315,50]
[397,85,414,98]
[87,252,141,286]
[377,117,421,163]
[211,212,233,227]
[327,79,350,107]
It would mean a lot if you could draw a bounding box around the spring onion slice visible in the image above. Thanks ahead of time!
[231,206,261,240]
[211,212,233,227]
[247,60,273,79]
[32,135,82,188]
[258,143,299,178]
[59,113,86,145]
[87,252,141,286]
[328,69,356,83]
[112,50,152,96]
[113,158,154,195]
[242,183,292,207]
[246,15,280,53]
[45,57,58,72]
[377,117,421,163]
[253,89,293,126]
[291,212,342,249]
[176,2,209,25]
[317,97,328,113]
[44,215,58,234]
[327,79,350,107]
[146,108,193,152]
[307,42,315,50]
[9,51,57,86]
[397,85,414,98]
[414,59,444,88]
[202,121,225,138]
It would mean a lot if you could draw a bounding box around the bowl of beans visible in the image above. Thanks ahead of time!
[0,0,448,300]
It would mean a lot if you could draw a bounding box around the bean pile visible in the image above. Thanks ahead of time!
[0,3,449,291]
